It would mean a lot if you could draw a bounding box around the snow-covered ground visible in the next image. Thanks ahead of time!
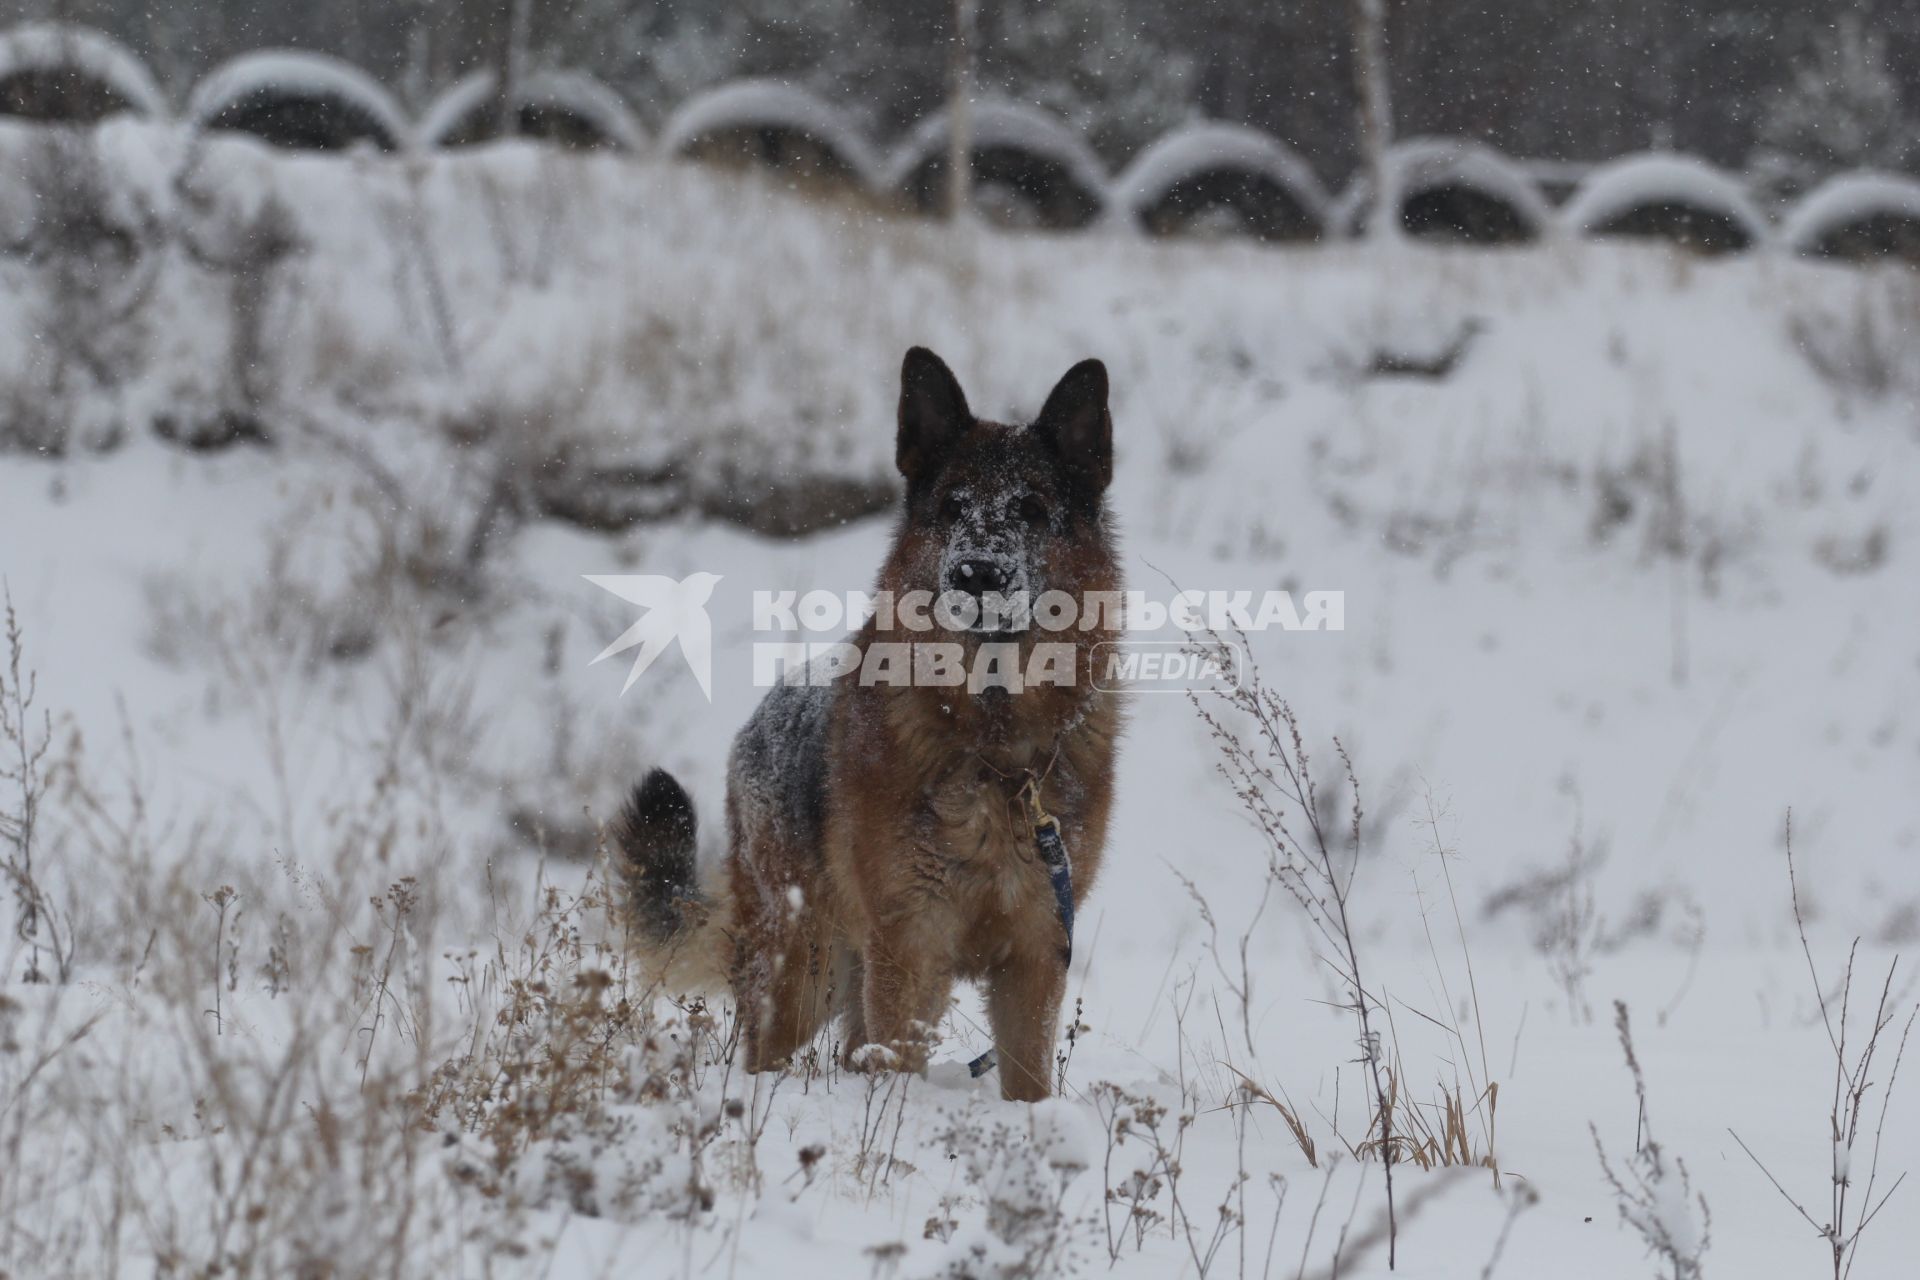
[2,124,1918,1278]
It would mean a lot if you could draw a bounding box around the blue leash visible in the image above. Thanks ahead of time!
[969,771,1073,1080]
[1035,815,1075,968]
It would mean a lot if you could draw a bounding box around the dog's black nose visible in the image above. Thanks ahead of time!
[948,559,1009,596]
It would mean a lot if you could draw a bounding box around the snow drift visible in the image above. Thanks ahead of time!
[2,119,1920,1280]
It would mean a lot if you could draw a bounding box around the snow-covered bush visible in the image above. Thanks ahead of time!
[1752,14,1915,199]
[547,0,903,128]
[0,122,161,454]
[928,1102,1097,1278]
[1785,270,1920,404]
[975,0,1196,165]
[167,140,306,448]
[426,871,750,1224]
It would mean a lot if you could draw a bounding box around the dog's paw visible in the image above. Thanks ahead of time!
[846,1042,902,1073]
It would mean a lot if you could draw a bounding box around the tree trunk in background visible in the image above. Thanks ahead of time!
[947,0,976,222]
[1349,0,1394,238]
[402,18,432,115]
[491,0,534,139]
[1650,0,1677,150]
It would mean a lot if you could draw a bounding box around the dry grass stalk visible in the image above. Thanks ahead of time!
[1591,1000,1710,1280]
[1189,628,1400,1266]
[1729,812,1918,1280]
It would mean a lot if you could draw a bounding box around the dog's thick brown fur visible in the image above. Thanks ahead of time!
[615,348,1123,1101]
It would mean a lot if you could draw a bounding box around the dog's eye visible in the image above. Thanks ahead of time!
[941,493,965,522]
[1016,495,1049,526]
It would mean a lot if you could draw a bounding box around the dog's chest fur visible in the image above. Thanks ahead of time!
[840,682,1114,973]
[927,760,1049,904]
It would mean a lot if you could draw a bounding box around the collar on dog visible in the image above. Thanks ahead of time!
[969,754,1075,1081]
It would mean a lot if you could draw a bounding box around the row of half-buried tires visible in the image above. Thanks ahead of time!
[3,22,1919,266]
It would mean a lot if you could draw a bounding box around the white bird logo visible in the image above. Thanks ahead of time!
[585,572,723,700]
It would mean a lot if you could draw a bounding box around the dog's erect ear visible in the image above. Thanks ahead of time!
[1033,358,1112,506]
[897,347,972,489]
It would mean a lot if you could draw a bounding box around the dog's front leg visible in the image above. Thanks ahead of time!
[855,906,956,1075]
[985,949,1068,1101]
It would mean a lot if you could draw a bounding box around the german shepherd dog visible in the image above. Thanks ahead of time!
[615,348,1122,1101]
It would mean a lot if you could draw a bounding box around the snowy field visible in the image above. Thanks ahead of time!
[2,122,1919,1278]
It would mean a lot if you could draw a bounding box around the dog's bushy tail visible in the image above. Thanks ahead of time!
[610,769,731,994]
